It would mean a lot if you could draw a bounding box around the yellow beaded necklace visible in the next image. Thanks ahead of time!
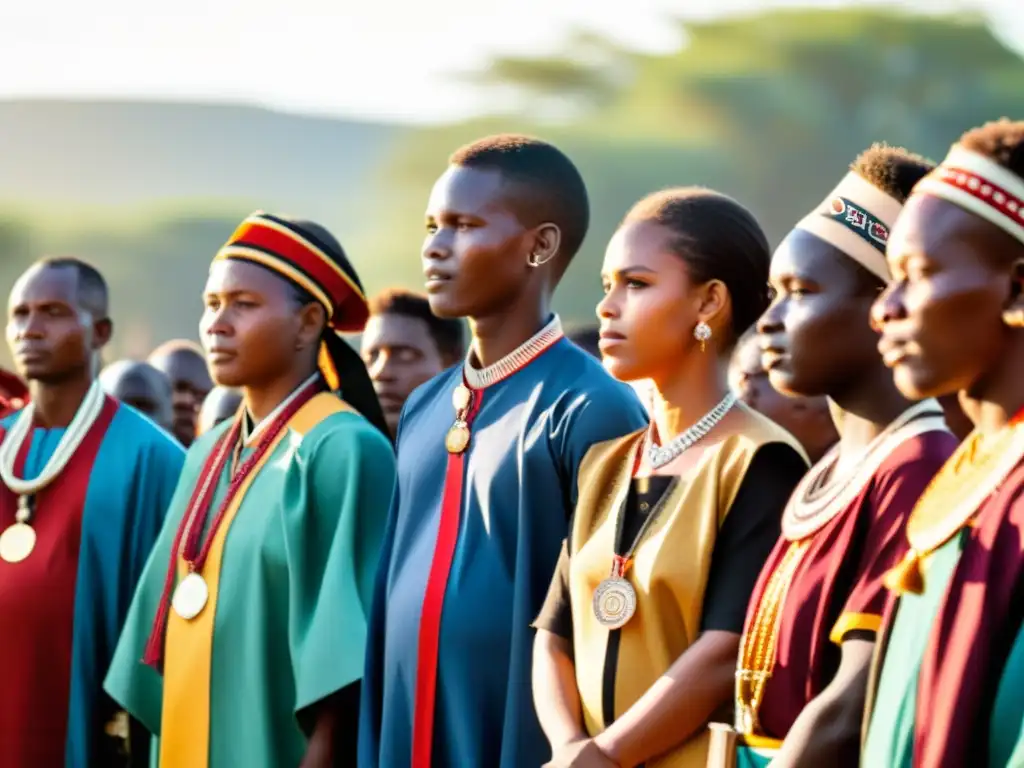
[735,539,811,735]
[885,413,1024,595]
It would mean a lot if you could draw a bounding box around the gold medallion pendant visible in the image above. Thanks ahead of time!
[171,571,210,620]
[0,522,36,563]
[446,422,471,454]
[592,577,638,629]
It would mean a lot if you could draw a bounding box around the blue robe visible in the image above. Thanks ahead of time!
[0,399,184,767]
[359,339,647,767]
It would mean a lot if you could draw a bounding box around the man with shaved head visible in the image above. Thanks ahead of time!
[0,257,184,766]
[148,339,212,446]
[100,360,174,433]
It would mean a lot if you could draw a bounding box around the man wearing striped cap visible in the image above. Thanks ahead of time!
[106,213,395,768]
[866,119,1024,768]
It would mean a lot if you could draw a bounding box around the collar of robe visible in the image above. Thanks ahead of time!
[462,315,563,390]
[0,380,106,497]
[782,400,948,541]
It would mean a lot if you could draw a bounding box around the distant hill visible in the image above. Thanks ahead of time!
[0,99,407,230]
[0,100,416,368]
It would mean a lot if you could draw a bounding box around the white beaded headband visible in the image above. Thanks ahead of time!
[913,145,1024,245]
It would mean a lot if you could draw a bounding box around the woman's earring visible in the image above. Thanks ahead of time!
[694,321,712,353]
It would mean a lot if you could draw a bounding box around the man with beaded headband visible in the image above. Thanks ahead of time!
[105,212,395,768]
[711,146,958,768]
[864,119,1024,767]
[0,257,184,767]
[358,135,646,768]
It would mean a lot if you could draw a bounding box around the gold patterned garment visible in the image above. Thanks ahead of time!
[567,405,806,768]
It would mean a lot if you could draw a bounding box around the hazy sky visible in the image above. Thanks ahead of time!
[0,0,1019,123]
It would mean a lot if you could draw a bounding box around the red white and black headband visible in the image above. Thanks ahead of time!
[794,171,902,282]
[914,145,1024,246]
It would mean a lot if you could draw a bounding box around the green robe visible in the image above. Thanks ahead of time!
[862,535,961,767]
[105,395,395,767]
[864,529,1024,767]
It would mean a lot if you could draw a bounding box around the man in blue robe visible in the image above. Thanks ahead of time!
[359,135,647,767]
[0,258,184,767]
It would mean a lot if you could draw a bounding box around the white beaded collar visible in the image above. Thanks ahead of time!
[463,315,563,390]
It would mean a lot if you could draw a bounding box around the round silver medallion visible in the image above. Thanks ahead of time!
[592,577,638,629]
[171,572,210,620]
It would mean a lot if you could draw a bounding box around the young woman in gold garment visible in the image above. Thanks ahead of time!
[532,188,808,768]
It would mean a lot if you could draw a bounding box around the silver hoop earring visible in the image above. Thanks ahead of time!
[694,321,712,353]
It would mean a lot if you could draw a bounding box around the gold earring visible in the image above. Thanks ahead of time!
[1002,308,1024,328]
[694,321,712,353]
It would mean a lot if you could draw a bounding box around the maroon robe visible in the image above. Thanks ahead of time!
[0,399,116,767]
[912,460,1024,766]
[747,431,955,738]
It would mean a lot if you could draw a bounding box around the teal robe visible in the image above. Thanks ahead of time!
[105,396,395,767]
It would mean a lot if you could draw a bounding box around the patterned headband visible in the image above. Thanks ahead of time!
[913,145,1024,246]
[794,171,904,282]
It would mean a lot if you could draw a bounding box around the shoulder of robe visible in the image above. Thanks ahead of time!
[550,343,640,405]
[871,428,958,487]
[108,403,187,459]
[292,401,394,466]
[578,427,647,479]
[395,365,462,422]
[992,459,1024,526]
[179,417,233,472]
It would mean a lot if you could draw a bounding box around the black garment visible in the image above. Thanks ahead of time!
[534,442,808,639]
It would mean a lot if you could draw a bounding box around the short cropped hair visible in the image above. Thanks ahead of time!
[450,134,589,275]
[851,143,936,203]
[624,187,771,343]
[959,118,1024,178]
[149,339,205,359]
[368,288,465,361]
[36,257,109,317]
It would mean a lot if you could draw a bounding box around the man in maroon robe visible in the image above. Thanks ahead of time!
[866,118,1024,767]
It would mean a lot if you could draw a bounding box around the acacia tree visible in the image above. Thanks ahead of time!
[345,9,1024,324]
